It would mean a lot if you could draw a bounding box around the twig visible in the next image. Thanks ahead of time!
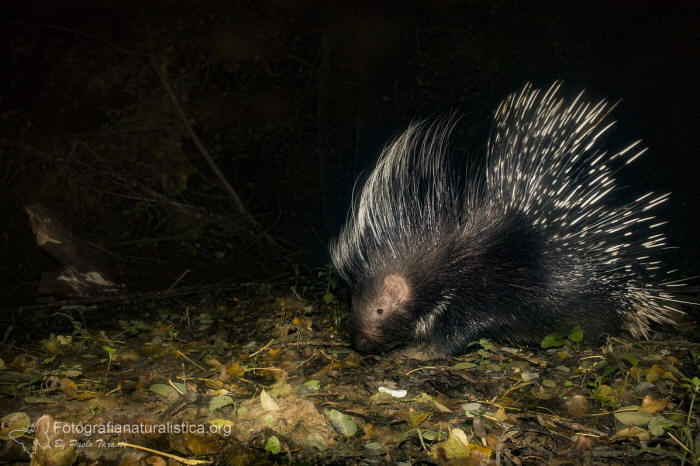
[176,350,207,372]
[285,340,350,347]
[498,381,533,401]
[118,441,211,465]
[164,269,191,296]
[168,379,185,395]
[249,339,275,358]
[319,349,341,363]
[151,58,277,248]
[406,365,439,376]
[512,413,607,437]
[667,432,693,455]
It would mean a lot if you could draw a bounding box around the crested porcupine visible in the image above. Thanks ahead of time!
[331,82,687,355]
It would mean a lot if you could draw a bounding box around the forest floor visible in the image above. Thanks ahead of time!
[1,275,699,465]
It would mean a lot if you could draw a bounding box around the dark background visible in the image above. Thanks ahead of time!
[1,0,698,305]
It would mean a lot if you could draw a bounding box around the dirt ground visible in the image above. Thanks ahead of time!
[1,278,698,465]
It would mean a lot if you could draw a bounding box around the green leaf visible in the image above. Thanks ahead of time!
[451,361,478,370]
[601,363,620,378]
[614,407,652,426]
[209,394,234,412]
[623,352,639,368]
[256,413,274,427]
[541,333,566,349]
[568,326,583,343]
[265,436,281,454]
[295,379,321,395]
[176,382,187,392]
[304,432,329,451]
[323,293,335,304]
[327,409,357,438]
[303,379,320,390]
[648,415,674,436]
[149,384,176,396]
[478,339,495,351]
[327,275,339,288]
[681,376,700,393]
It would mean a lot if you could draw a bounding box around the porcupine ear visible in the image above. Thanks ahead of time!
[384,275,410,304]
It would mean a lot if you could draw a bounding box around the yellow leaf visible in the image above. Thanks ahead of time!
[182,432,218,455]
[493,407,508,422]
[208,419,234,429]
[470,443,493,457]
[430,428,470,459]
[408,411,431,428]
[59,378,78,397]
[226,361,246,377]
[645,364,673,382]
[641,395,667,414]
[205,379,225,390]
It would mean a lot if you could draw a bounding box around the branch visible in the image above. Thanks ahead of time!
[151,59,278,248]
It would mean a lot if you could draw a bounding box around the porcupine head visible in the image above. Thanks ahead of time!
[332,83,683,355]
[348,273,413,353]
[332,117,476,355]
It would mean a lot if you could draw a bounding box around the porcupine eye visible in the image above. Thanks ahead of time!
[377,308,383,315]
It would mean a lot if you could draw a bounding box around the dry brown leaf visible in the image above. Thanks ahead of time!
[641,395,667,414]
[645,364,673,383]
[59,378,78,397]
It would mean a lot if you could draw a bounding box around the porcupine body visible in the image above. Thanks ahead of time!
[331,83,683,355]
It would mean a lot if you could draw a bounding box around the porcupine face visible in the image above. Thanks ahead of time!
[348,274,416,353]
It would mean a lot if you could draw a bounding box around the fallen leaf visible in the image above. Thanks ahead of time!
[611,426,650,442]
[614,407,652,426]
[265,435,281,454]
[641,395,667,414]
[327,409,357,438]
[209,394,234,412]
[645,364,673,383]
[260,389,280,412]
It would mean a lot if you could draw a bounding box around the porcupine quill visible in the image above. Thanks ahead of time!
[331,82,690,355]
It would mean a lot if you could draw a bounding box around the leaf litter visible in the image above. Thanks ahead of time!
[0,276,698,465]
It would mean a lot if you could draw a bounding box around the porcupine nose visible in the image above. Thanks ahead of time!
[353,335,373,353]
